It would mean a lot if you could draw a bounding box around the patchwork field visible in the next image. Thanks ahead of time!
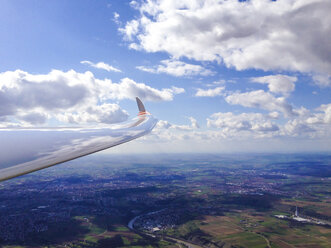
[187,209,331,248]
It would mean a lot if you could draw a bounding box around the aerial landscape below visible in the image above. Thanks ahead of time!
[0,153,330,248]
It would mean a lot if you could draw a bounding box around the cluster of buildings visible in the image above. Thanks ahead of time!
[275,206,331,226]
[133,209,179,232]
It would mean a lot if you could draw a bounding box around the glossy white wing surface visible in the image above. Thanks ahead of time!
[0,98,157,181]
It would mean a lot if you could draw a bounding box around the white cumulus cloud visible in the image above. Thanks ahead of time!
[81,60,122,72]
[225,90,294,117]
[207,112,279,134]
[136,59,214,77]
[195,87,224,97]
[100,77,185,101]
[251,74,297,95]
[155,117,200,132]
[57,104,129,124]
[312,74,331,87]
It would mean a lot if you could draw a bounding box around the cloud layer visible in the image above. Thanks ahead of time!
[122,0,331,84]
[144,102,331,148]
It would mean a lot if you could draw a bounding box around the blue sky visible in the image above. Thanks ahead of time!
[0,0,331,153]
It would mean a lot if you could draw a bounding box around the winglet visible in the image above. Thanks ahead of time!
[136,97,147,116]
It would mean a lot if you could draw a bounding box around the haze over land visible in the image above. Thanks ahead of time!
[0,0,331,153]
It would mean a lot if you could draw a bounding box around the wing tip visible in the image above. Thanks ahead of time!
[136,97,147,115]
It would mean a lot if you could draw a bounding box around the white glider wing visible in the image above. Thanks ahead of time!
[0,98,157,181]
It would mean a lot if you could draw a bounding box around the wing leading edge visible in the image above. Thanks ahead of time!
[0,98,157,182]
